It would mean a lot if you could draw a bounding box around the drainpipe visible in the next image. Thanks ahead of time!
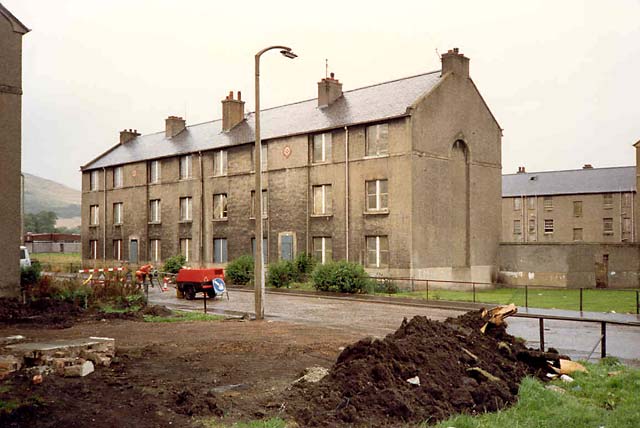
[632,192,636,242]
[199,152,205,265]
[305,144,310,254]
[20,173,24,244]
[620,191,623,242]
[102,167,107,262]
[145,163,150,262]
[344,126,350,261]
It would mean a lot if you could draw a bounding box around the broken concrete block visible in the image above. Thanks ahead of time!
[406,376,420,386]
[0,355,22,379]
[0,335,26,346]
[64,360,94,377]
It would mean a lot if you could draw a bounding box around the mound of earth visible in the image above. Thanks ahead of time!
[0,298,83,328]
[287,310,565,427]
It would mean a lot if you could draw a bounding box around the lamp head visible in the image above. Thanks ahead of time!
[280,49,298,59]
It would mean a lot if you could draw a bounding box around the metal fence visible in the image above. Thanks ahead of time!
[373,276,640,314]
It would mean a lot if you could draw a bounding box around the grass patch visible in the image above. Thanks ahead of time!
[100,304,142,314]
[200,418,287,428]
[143,310,224,323]
[31,252,81,264]
[386,287,639,313]
[432,359,640,428]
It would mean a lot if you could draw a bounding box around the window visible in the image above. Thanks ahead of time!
[213,194,228,220]
[213,238,228,263]
[251,237,268,263]
[365,123,389,157]
[149,239,161,262]
[113,202,123,225]
[528,219,536,235]
[113,239,122,261]
[366,179,388,211]
[543,196,553,210]
[513,220,521,235]
[622,193,632,208]
[312,133,332,163]
[89,240,99,259]
[250,190,268,218]
[149,199,161,223]
[180,197,192,221]
[213,150,227,176]
[149,160,161,184]
[179,155,192,179]
[544,219,554,234]
[313,184,332,215]
[366,235,389,268]
[573,201,582,217]
[603,193,613,208]
[180,238,191,262]
[313,237,332,264]
[89,205,99,226]
[89,170,99,191]
[279,233,295,261]
[603,218,613,235]
[527,197,535,210]
[573,228,583,241]
[113,166,123,188]
[252,144,268,171]
[513,198,522,210]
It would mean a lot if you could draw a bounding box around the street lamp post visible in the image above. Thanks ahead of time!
[254,45,297,320]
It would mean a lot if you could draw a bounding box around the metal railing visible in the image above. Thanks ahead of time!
[373,276,640,314]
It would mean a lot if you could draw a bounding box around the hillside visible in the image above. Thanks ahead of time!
[23,173,81,219]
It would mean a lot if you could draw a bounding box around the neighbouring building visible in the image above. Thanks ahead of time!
[0,4,29,297]
[24,233,81,254]
[81,48,502,283]
[502,165,636,243]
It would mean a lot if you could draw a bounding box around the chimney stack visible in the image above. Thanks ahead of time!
[221,91,245,132]
[120,129,140,145]
[517,166,526,174]
[441,47,470,78]
[165,116,186,138]
[582,164,593,169]
[317,72,343,108]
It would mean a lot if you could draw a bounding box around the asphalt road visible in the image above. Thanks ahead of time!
[148,286,640,366]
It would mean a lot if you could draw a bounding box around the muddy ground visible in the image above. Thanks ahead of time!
[0,312,360,428]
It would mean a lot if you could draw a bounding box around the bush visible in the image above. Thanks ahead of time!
[226,255,254,285]
[293,252,316,281]
[21,260,42,287]
[373,277,399,294]
[267,260,297,288]
[162,255,186,274]
[311,260,373,294]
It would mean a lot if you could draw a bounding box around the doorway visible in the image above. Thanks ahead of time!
[130,239,139,264]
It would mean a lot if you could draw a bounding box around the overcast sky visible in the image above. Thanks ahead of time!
[6,0,640,190]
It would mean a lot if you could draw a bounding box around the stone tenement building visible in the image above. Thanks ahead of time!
[502,164,636,243]
[0,4,29,297]
[81,49,502,282]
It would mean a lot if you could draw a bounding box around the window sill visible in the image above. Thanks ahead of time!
[364,209,389,216]
[210,174,228,178]
[363,154,389,160]
[310,214,333,218]
[178,177,195,181]
[179,220,193,224]
[311,161,331,166]
[249,217,268,220]
[212,218,228,222]
[603,232,614,236]
[89,224,99,228]
[544,232,554,235]
[114,223,122,227]
[148,221,161,225]
[603,206,613,210]
[148,181,161,186]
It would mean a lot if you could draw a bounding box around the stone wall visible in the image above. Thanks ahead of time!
[498,242,640,288]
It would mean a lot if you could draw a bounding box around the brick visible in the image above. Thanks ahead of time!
[64,360,94,377]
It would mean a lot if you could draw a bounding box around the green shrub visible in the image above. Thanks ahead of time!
[373,277,399,294]
[267,260,297,288]
[311,260,372,294]
[226,255,254,285]
[20,260,42,287]
[293,252,316,281]
[162,255,186,274]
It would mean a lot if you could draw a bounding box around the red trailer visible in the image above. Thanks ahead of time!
[176,268,225,300]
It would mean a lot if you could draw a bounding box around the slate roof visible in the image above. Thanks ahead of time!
[502,166,636,197]
[83,71,443,170]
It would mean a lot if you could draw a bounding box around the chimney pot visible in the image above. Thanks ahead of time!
[330,72,335,79]
[237,91,241,101]
[583,164,593,169]
[317,74,343,108]
[441,47,470,78]
[120,128,141,145]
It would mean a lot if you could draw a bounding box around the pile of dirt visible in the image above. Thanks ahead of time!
[287,310,565,427]
[141,305,173,317]
[0,298,83,328]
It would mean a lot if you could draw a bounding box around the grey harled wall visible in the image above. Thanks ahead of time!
[498,243,640,288]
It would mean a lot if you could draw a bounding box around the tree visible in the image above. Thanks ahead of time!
[24,211,58,233]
